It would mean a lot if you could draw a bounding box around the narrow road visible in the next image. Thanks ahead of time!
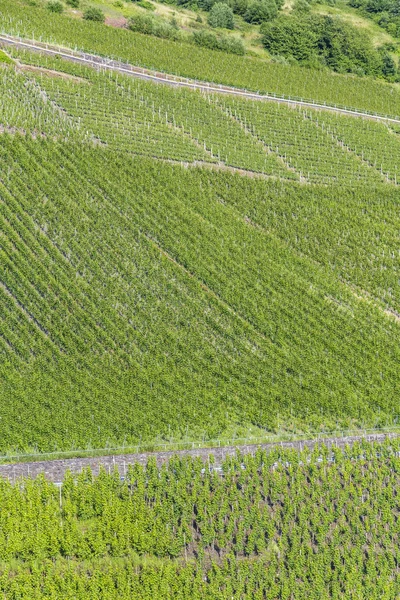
[0,432,397,483]
[1,33,399,124]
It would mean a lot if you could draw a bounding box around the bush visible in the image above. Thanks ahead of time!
[261,14,394,78]
[66,0,79,6]
[128,14,181,39]
[292,0,311,12]
[244,0,277,23]
[208,2,235,27]
[83,7,105,21]
[261,15,317,60]
[47,1,64,13]
[192,29,245,53]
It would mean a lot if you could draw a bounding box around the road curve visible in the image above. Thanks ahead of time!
[1,34,400,124]
[0,432,397,483]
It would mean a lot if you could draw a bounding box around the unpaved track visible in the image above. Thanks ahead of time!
[0,433,397,482]
[1,34,400,124]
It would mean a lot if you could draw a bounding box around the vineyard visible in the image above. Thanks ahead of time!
[2,0,400,117]
[0,440,398,597]
[1,8,400,595]
[2,126,400,451]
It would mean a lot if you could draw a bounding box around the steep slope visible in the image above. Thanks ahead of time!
[2,134,400,451]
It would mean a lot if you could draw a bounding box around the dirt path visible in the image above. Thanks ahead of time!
[0,432,397,483]
[1,34,400,124]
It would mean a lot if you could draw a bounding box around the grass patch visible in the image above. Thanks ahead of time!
[0,49,14,64]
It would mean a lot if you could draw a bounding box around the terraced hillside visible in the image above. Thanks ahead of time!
[1,3,400,594]
[0,47,399,455]
[2,0,400,116]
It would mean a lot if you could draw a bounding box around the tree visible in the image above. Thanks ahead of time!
[83,7,105,22]
[208,3,235,28]
[381,51,397,78]
[261,15,318,61]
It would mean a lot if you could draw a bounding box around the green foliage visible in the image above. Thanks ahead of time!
[66,0,79,6]
[47,0,64,12]
[0,53,400,451]
[244,0,277,23]
[0,443,399,596]
[137,0,157,9]
[192,29,245,52]
[128,14,181,38]
[2,0,400,115]
[83,6,105,21]
[0,52,400,452]
[292,0,311,12]
[0,50,13,64]
[261,14,396,79]
[208,2,235,28]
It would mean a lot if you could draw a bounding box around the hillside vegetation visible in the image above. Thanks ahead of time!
[2,0,400,115]
[0,51,400,453]
[1,0,400,594]
[0,441,399,597]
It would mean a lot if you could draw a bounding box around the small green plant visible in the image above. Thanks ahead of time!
[83,7,105,21]
[47,0,64,13]
[128,14,180,37]
[66,0,79,7]
[137,0,156,9]
[0,50,13,64]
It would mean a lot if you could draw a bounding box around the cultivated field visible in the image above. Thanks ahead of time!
[1,10,400,596]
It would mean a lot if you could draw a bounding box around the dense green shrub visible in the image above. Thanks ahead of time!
[208,2,235,28]
[243,0,277,23]
[47,1,64,12]
[83,7,105,21]
[192,29,245,52]
[128,14,181,39]
[261,14,397,79]
[66,0,79,6]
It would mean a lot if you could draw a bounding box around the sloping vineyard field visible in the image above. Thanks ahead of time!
[0,61,79,138]
[212,95,391,184]
[2,0,400,117]
[1,4,400,598]
[1,134,400,452]
[4,51,399,185]
[25,60,289,175]
[213,173,400,316]
[0,441,399,597]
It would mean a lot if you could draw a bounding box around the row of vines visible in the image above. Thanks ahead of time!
[2,0,400,116]
[1,134,400,451]
[0,440,399,597]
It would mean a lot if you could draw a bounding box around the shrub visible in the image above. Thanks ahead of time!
[128,14,181,39]
[192,29,245,53]
[244,0,277,23]
[47,1,64,13]
[261,14,395,79]
[66,0,79,6]
[83,7,106,21]
[208,2,235,28]
[292,0,311,12]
